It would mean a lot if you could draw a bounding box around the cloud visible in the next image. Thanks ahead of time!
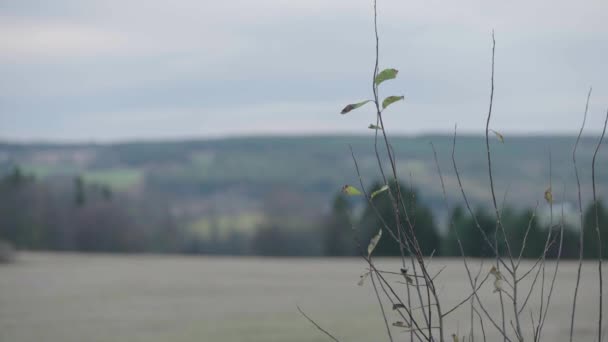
[0,0,607,141]
[0,21,131,61]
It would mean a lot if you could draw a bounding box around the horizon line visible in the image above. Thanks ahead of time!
[0,131,601,146]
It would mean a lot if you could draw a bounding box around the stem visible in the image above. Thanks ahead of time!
[569,88,592,342]
[592,109,608,342]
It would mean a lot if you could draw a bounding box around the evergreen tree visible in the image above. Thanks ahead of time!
[442,206,495,257]
[323,193,355,256]
[359,180,439,256]
[74,176,86,207]
[583,200,608,259]
[499,208,545,259]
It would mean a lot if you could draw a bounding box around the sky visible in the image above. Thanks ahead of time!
[0,0,607,142]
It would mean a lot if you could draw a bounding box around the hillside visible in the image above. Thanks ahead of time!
[1,134,606,238]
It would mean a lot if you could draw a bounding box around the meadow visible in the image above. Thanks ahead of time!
[0,252,603,341]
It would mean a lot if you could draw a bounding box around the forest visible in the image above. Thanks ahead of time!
[1,163,605,258]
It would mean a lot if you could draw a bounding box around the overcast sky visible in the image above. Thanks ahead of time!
[0,0,607,142]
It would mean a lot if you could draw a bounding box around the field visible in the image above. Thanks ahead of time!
[0,253,604,341]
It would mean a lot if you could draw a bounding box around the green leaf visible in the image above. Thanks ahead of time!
[368,124,382,130]
[382,95,404,110]
[490,129,504,143]
[375,68,398,86]
[367,229,382,257]
[340,100,372,115]
[371,185,389,199]
[341,184,362,196]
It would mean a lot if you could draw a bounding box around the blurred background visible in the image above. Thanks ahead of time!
[1,0,607,341]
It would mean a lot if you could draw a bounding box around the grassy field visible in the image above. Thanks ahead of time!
[20,165,143,190]
[0,253,604,341]
[188,212,265,240]
[82,168,144,190]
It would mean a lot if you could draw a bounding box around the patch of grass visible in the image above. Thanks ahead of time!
[83,168,143,190]
[21,164,80,178]
[188,212,265,240]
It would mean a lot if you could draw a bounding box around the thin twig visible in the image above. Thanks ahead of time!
[516,202,540,268]
[370,271,394,342]
[533,150,554,342]
[442,272,491,317]
[451,125,509,270]
[570,87,592,342]
[592,108,608,342]
[297,306,341,342]
[537,187,567,341]
[474,305,488,342]
[458,238,513,342]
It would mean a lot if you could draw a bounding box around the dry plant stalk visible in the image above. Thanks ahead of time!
[299,1,606,341]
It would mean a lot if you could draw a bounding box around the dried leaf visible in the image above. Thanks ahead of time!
[544,187,553,204]
[451,334,459,342]
[367,229,382,257]
[399,268,414,284]
[392,321,408,328]
[489,265,502,279]
[382,95,404,110]
[490,266,503,293]
[368,124,382,130]
[357,272,370,286]
[490,129,504,143]
[493,277,503,293]
[371,185,389,199]
[375,68,398,86]
[341,185,362,196]
[341,100,372,115]
[392,303,406,310]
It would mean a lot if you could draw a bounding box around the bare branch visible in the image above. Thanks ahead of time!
[592,108,608,342]
[370,271,395,342]
[297,306,341,342]
[570,87,592,342]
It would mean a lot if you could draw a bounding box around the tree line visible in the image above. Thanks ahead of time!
[0,169,605,258]
[317,180,606,259]
[0,167,179,253]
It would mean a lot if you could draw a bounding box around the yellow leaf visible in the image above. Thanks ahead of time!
[371,185,389,199]
[341,185,362,196]
[490,129,504,143]
[544,187,553,204]
[367,229,382,257]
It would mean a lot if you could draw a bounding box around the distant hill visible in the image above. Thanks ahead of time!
[1,134,606,236]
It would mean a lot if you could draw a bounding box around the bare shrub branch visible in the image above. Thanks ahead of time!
[569,88,592,342]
